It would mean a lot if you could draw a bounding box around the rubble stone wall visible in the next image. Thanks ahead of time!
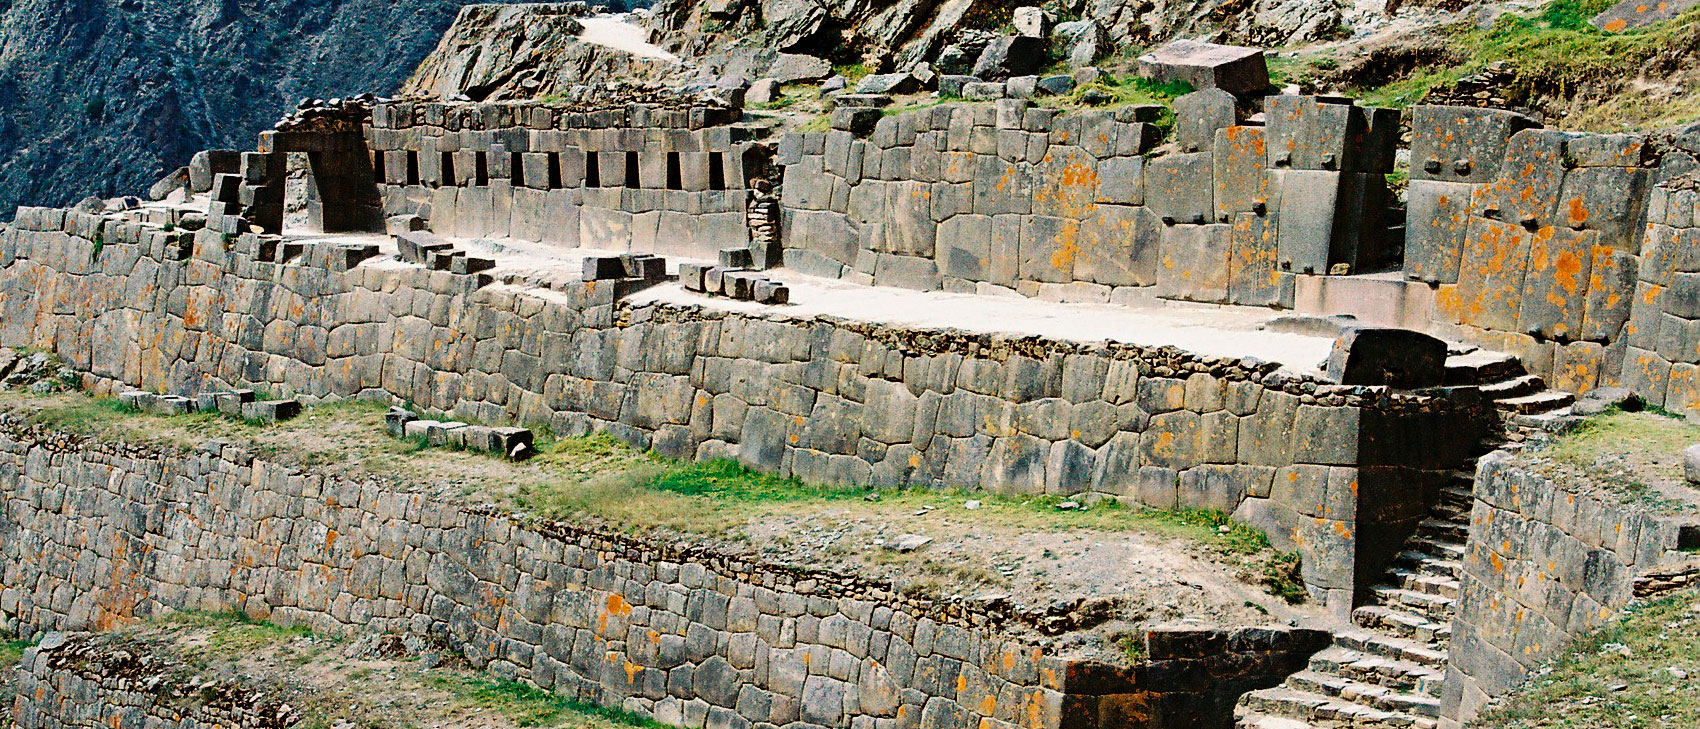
[0,421,1328,729]
[0,207,1487,606]
[366,100,755,258]
[10,634,296,729]
[1439,452,1700,726]
[777,96,1400,306]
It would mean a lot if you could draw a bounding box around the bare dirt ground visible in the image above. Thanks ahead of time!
[2,388,1326,666]
[46,613,650,729]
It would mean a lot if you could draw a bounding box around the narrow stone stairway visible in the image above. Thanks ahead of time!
[1234,345,1572,727]
[1234,467,1474,728]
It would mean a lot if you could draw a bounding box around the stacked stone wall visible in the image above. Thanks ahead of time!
[777,95,1400,305]
[1619,179,1700,413]
[0,421,1327,729]
[366,100,754,257]
[1439,453,1700,726]
[0,204,1489,606]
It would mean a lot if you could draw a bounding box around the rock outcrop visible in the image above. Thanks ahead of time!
[0,0,531,218]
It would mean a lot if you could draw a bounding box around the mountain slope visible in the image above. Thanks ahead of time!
[0,0,525,215]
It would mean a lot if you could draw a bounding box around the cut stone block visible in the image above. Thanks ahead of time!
[1404,180,1477,284]
[450,255,495,275]
[1326,327,1447,388]
[396,231,452,264]
[242,399,302,424]
[385,407,418,437]
[1407,105,1534,184]
[1137,40,1269,97]
[582,256,626,281]
[1173,89,1236,154]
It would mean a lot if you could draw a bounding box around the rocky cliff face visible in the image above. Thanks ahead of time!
[0,0,529,216]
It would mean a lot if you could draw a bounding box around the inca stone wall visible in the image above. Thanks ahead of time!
[776,94,1399,304]
[366,98,757,258]
[0,420,1329,729]
[1620,176,1700,414]
[0,202,1489,607]
[1440,452,1700,726]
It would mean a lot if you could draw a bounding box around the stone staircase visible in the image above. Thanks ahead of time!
[1234,468,1474,728]
[1234,347,1561,728]
[1442,347,1576,426]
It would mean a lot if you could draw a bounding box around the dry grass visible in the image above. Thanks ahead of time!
[1479,587,1700,728]
[1541,409,1700,512]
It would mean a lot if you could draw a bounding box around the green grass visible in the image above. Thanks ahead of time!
[1479,587,1700,728]
[163,610,315,657]
[1318,0,1700,131]
[0,638,34,670]
[424,673,673,729]
[1541,409,1699,511]
[1035,74,1190,132]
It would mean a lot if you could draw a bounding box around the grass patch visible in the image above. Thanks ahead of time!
[1036,74,1189,132]
[1540,409,1699,511]
[0,638,33,670]
[424,673,671,729]
[1479,587,1700,728]
[164,610,314,657]
[1319,0,1700,130]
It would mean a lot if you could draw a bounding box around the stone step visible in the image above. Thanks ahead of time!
[1335,629,1449,668]
[1240,686,1438,728]
[1512,408,1582,433]
[1309,646,1446,697]
[1445,350,1524,385]
[1287,671,1444,718]
[1426,501,1470,523]
[1388,568,1460,599]
[1495,390,1576,415]
[1371,586,1457,623]
[1408,535,1466,562]
[1438,484,1474,508]
[1393,550,1461,578]
[1353,604,1451,644]
[1233,710,1315,729]
[1416,519,1468,542]
[1479,374,1546,400]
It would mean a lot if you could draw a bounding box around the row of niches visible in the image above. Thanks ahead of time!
[371,147,757,193]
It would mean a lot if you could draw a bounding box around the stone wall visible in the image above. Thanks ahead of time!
[1619,177,1700,414]
[1439,452,1700,726]
[0,207,1490,606]
[776,94,1400,305]
[1403,106,1656,394]
[366,97,756,258]
[10,633,296,729]
[0,420,1328,729]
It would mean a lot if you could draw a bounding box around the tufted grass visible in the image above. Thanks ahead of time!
[1478,587,1700,728]
[423,673,672,729]
[1540,409,1700,512]
[1308,0,1700,131]
[162,610,315,659]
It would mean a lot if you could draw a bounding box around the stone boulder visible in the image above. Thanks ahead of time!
[748,78,781,104]
[972,35,1046,81]
[1053,19,1105,68]
[1324,327,1447,389]
[149,167,189,201]
[1591,0,1699,32]
[1013,6,1050,37]
[857,73,920,95]
[1137,40,1270,97]
[770,52,832,83]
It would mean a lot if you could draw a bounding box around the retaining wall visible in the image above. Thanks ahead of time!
[776,95,1398,305]
[1440,452,1700,726]
[0,420,1328,729]
[0,211,1489,607]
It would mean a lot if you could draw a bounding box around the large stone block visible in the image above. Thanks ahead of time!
[1404,179,1478,284]
[1228,212,1281,307]
[1136,40,1269,97]
[1454,218,1538,331]
[1517,227,1600,340]
[1479,129,1570,228]
[1325,327,1447,388]
[1173,89,1237,154]
[1145,152,1214,225]
[1555,166,1652,251]
[1407,105,1534,184]
[1155,223,1232,303]
[1213,126,1272,222]
[1074,204,1160,287]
